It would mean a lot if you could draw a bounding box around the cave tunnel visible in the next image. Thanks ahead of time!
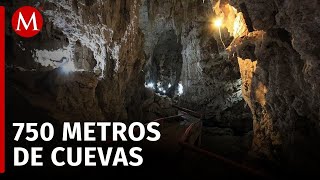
[145,29,183,98]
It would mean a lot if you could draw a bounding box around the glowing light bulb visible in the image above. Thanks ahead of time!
[214,19,223,28]
[145,82,155,89]
[178,83,184,96]
[213,18,226,50]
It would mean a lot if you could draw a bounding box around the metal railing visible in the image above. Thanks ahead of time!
[176,105,266,177]
[104,104,266,177]
[172,104,203,118]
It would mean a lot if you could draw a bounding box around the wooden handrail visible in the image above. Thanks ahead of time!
[104,105,266,177]
[180,119,202,143]
[144,114,184,125]
[172,104,203,118]
[179,113,267,178]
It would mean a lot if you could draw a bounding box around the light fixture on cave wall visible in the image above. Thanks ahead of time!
[214,18,226,50]
[145,82,155,90]
[212,0,248,51]
[144,81,184,97]
[177,83,184,96]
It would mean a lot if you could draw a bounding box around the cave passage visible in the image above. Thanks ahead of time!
[145,30,183,97]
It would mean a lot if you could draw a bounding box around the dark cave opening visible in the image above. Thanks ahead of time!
[145,30,183,98]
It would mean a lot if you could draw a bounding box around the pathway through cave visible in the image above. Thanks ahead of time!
[142,26,254,174]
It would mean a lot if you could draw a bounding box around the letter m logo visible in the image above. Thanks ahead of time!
[16,12,39,31]
[11,6,43,38]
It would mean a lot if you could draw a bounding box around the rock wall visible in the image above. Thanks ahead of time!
[5,0,249,128]
[140,0,249,125]
[5,0,146,123]
[228,0,320,166]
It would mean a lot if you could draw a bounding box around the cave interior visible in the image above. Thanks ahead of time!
[3,0,320,178]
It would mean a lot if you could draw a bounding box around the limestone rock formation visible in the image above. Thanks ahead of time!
[5,0,146,123]
[228,0,320,167]
[5,0,247,127]
[140,0,247,124]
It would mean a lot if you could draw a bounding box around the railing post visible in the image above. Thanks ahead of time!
[196,133,202,147]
